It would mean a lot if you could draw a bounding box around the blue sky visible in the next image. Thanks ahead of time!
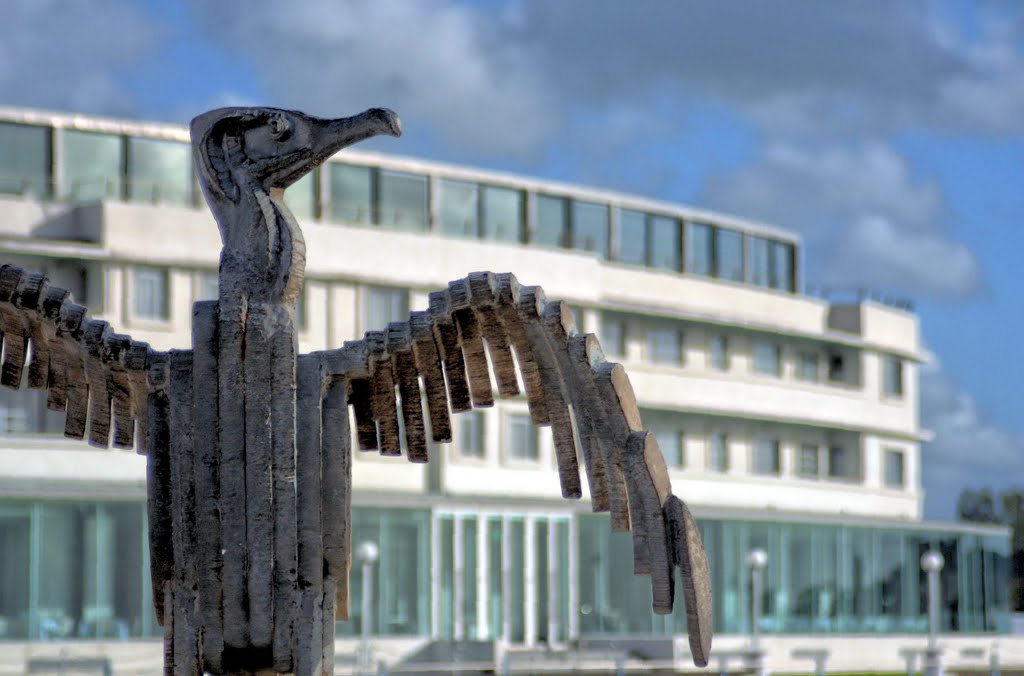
[3,0,1021,519]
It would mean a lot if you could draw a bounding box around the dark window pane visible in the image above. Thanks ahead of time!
[749,236,771,287]
[378,170,427,232]
[0,122,50,197]
[649,215,680,270]
[535,194,568,248]
[647,327,682,365]
[439,179,479,237]
[884,356,904,397]
[710,334,729,370]
[616,209,646,265]
[685,222,712,275]
[715,228,744,281]
[652,425,683,468]
[481,185,523,243]
[63,130,122,201]
[571,200,610,259]
[798,444,820,478]
[127,137,190,206]
[709,433,729,472]
[329,163,373,224]
[506,414,538,461]
[365,286,408,331]
[771,241,795,291]
[753,341,781,376]
[828,445,859,480]
[753,438,780,475]
[884,449,905,487]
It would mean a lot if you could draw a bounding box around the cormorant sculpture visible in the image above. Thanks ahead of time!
[0,106,712,675]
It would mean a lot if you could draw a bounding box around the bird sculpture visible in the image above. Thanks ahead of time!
[0,106,712,675]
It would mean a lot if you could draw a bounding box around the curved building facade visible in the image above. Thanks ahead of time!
[0,107,1011,672]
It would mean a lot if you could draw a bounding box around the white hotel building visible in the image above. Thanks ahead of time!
[0,107,1011,673]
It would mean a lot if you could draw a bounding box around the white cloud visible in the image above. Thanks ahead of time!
[699,141,982,299]
[920,361,1024,519]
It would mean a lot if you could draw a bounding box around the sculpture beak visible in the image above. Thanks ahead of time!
[311,108,402,162]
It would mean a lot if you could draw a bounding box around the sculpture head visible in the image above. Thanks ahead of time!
[191,106,401,207]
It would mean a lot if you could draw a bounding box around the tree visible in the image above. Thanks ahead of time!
[956,487,1024,612]
[957,488,1000,523]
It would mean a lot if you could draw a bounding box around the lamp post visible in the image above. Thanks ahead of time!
[920,549,945,676]
[357,541,380,673]
[747,548,769,676]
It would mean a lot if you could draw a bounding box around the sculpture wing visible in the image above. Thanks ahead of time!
[318,271,712,666]
[0,263,156,451]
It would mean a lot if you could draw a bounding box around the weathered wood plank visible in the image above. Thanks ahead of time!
[566,334,611,513]
[626,431,674,614]
[126,341,150,454]
[665,495,713,668]
[296,354,324,588]
[162,582,174,676]
[217,295,248,648]
[593,359,639,532]
[321,377,351,619]
[191,301,223,674]
[468,271,520,398]
[83,320,112,447]
[494,273,549,425]
[146,352,172,626]
[271,305,298,674]
[106,333,135,449]
[349,376,378,450]
[516,285,581,499]
[0,265,27,389]
[244,303,274,649]
[169,349,200,674]
[409,310,451,443]
[388,321,428,462]
[428,290,471,413]
[294,586,324,676]
[42,286,71,411]
[367,331,401,456]
[58,301,89,439]
[448,280,494,408]
[322,575,338,676]
[14,272,50,390]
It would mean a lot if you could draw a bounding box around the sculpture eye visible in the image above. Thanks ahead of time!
[268,114,291,141]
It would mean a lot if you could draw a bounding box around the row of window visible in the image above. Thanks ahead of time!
[0,120,797,291]
[453,409,906,489]
[602,314,905,398]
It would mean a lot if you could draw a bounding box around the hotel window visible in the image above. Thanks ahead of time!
[127,137,191,206]
[714,228,745,282]
[685,222,713,276]
[328,163,374,224]
[710,334,729,371]
[709,433,729,472]
[285,171,317,221]
[458,411,485,458]
[616,208,647,266]
[133,266,169,320]
[647,326,683,365]
[571,200,610,259]
[770,241,795,292]
[62,130,122,201]
[481,185,524,243]
[883,356,904,398]
[199,271,219,301]
[749,236,771,287]
[600,314,626,358]
[439,178,479,237]
[649,215,681,271]
[797,443,820,478]
[535,194,569,248]
[651,425,684,469]
[752,341,781,376]
[0,121,50,197]
[377,170,427,232]
[506,413,539,461]
[827,445,859,481]
[364,286,408,333]
[884,448,905,488]
[797,351,820,382]
[752,438,780,475]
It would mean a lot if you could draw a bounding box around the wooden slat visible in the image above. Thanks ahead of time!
[59,302,89,439]
[271,305,298,674]
[244,304,274,649]
[191,302,223,673]
[566,334,612,513]
[321,377,351,619]
[217,296,248,648]
[106,333,134,449]
[127,342,150,454]
[146,353,173,626]
[428,291,471,413]
[448,280,493,408]
[388,322,428,462]
[665,495,713,668]
[295,354,324,674]
[468,271,519,397]
[494,273,549,425]
[515,285,581,499]
[169,350,200,674]
[367,331,401,456]
[348,376,378,450]
[626,431,673,614]
[83,320,112,447]
[409,310,451,443]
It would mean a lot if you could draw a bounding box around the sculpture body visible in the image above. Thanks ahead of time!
[0,106,712,675]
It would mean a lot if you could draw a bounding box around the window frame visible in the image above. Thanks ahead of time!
[752,341,781,377]
[504,412,539,463]
[458,410,486,459]
[751,437,781,476]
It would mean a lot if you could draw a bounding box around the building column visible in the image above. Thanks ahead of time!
[567,515,579,641]
[430,511,441,639]
[453,516,465,640]
[547,516,559,645]
[476,515,489,640]
[524,517,537,647]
